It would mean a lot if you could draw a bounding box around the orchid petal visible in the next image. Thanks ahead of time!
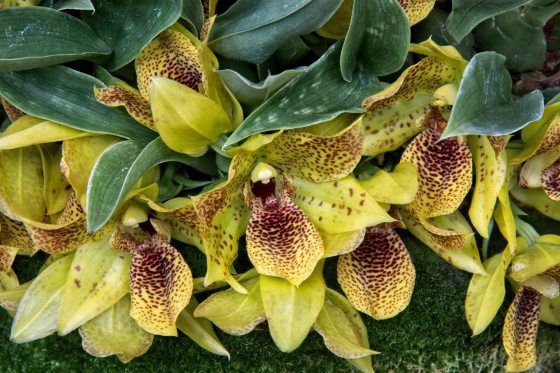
[0,96,24,122]
[0,215,35,256]
[540,294,560,326]
[510,238,560,282]
[503,287,540,372]
[94,83,154,129]
[194,277,265,336]
[38,144,70,216]
[129,235,193,336]
[398,0,436,25]
[321,229,366,258]
[337,227,415,319]
[79,295,153,363]
[359,162,418,205]
[542,158,560,202]
[510,185,560,221]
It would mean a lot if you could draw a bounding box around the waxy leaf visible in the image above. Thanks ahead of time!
[176,297,230,358]
[82,0,182,71]
[11,255,73,343]
[445,0,532,42]
[338,227,415,319]
[53,0,94,11]
[0,66,157,143]
[58,236,132,335]
[86,138,196,233]
[0,7,110,72]
[502,287,540,372]
[341,0,409,80]
[260,264,326,352]
[223,43,380,148]
[79,296,153,363]
[208,0,342,64]
[194,278,265,336]
[442,52,544,139]
[465,251,511,336]
[130,236,192,336]
[181,0,204,37]
[524,0,560,26]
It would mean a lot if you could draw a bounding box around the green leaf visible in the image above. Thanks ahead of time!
[82,0,182,71]
[53,0,94,11]
[181,0,204,37]
[0,66,156,143]
[340,0,409,81]
[0,7,110,72]
[445,0,531,42]
[217,67,306,107]
[208,0,342,64]
[441,52,544,139]
[524,0,560,26]
[86,137,196,233]
[223,42,380,148]
[260,263,326,352]
[473,10,546,73]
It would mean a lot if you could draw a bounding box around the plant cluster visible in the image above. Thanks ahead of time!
[0,0,558,372]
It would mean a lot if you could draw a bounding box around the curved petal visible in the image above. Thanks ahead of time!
[494,177,518,253]
[399,0,435,25]
[263,119,363,183]
[337,227,415,319]
[502,287,540,372]
[79,296,153,363]
[150,197,203,249]
[0,245,17,272]
[1,96,24,122]
[510,185,560,221]
[540,294,560,325]
[292,175,394,234]
[518,148,560,188]
[246,178,324,285]
[542,158,560,202]
[510,238,560,282]
[129,235,193,336]
[359,162,418,205]
[94,84,154,129]
[0,215,35,256]
[39,144,70,216]
[321,229,366,258]
[401,119,473,219]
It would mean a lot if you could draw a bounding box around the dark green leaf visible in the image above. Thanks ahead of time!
[340,0,409,81]
[87,138,196,233]
[446,0,531,42]
[442,52,544,139]
[217,67,306,107]
[82,0,182,71]
[0,66,156,143]
[208,0,342,64]
[53,0,94,11]
[223,42,380,148]
[524,0,560,26]
[181,0,204,37]
[473,10,546,73]
[0,7,110,71]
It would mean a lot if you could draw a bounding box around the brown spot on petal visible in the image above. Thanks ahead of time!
[0,97,24,122]
[542,159,560,202]
[398,0,435,25]
[94,85,154,129]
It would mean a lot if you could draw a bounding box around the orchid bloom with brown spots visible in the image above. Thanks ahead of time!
[95,23,242,156]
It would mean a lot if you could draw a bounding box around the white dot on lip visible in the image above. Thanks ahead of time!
[510,263,526,273]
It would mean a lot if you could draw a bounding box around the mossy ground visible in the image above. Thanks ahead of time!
[1,224,559,372]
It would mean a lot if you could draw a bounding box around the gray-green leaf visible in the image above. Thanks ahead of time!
[181,0,204,37]
[442,52,544,139]
[0,66,156,143]
[82,0,182,71]
[53,0,94,11]
[446,0,532,42]
[0,7,110,72]
[208,0,342,64]
[223,42,380,148]
[340,0,409,81]
[86,138,196,233]
[524,0,560,26]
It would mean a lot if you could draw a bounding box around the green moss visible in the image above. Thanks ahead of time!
[1,232,559,372]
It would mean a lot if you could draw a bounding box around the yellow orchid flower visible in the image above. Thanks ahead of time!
[94,23,242,156]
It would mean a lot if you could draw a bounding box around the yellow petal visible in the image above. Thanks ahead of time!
[0,245,17,272]
[540,294,560,325]
[316,0,353,39]
[359,162,418,205]
[149,77,232,156]
[542,159,560,202]
[292,175,394,234]
[321,229,366,258]
[465,250,511,336]
[337,227,415,319]
[401,120,473,219]
[129,235,193,336]
[194,278,265,336]
[0,96,24,122]
[61,135,120,207]
[0,280,30,315]
[246,178,324,285]
[518,147,560,188]
[176,296,230,358]
[264,118,363,183]
[510,238,560,282]
[400,208,485,274]
[0,115,89,150]
[0,215,35,256]
[260,263,326,352]
[503,287,540,372]
[398,0,435,25]
[58,235,132,335]
[468,135,508,237]
[135,29,204,100]
[151,197,203,249]
[519,274,559,298]
[79,295,153,363]
[494,177,518,253]
[510,185,560,221]
[0,146,45,222]
[38,144,71,216]
[11,254,74,343]
[94,84,154,129]
[314,289,378,359]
